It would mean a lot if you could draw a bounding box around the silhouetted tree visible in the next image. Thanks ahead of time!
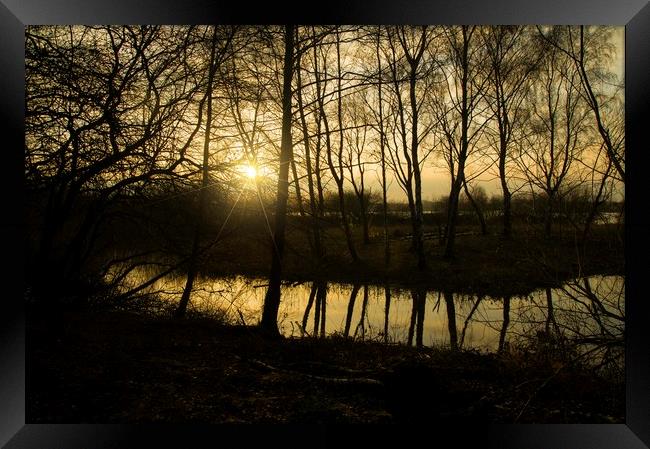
[517,39,589,239]
[376,26,391,265]
[498,295,511,353]
[383,285,392,342]
[384,26,439,269]
[295,28,325,259]
[436,26,490,258]
[302,282,318,334]
[344,95,373,244]
[344,283,362,337]
[459,294,484,348]
[260,25,295,336]
[176,27,236,318]
[461,180,488,235]
[482,26,541,238]
[407,288,426,347]
[443,290,459,350]
[539,26,624,183]
[26,25,209,296]
[354,285,370,339]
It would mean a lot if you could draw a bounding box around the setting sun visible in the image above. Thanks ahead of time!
[242,164,257,179]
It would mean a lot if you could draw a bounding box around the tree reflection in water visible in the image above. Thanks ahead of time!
[115,268,624,373]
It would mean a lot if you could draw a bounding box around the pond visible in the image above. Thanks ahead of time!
[113,268,624,362]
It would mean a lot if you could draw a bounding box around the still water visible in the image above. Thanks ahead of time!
[114,268,624,356]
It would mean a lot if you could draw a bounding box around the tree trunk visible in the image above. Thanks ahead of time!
[290,158,314,255]
[459,295,484,348]
[359,194,370,245]
[62,199,104,282]
[354,285,369,339]
[376,27,390,266]
[302,282,318,334]
[544,287,559,335]
[408,56,426,270]
[444,27,471,260]
[383,285,391,343]
[312,281,327,337]
[36,182,79,292]
[444,290,458,350]
[295,45,323,259]
[407,288,425,347]
[581,160,612,246]
[498,295,511,353]
[577,26,625,183]
[415,288,426,347]
[462,179,487,236]
[407,290,417,346]
[37,184,64,268]
[316,28,358,262]
[499,136,513,238]
[405,187,417,251]
[175,29,219,319]
[260,25,295,336]
[544,194,554,239]
[319,283,327,337]
[335,29,359,262]
[336,181,359,261]
[444,179,463,259]
[290,159,307,217]
[313,287,321,336]
[344,283,361,337]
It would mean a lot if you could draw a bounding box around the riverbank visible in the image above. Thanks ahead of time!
[27,309,624,424]
[193,223,623,298]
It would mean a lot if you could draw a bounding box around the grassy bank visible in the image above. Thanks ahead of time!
[189,222,623,297]
[27,310,624,424]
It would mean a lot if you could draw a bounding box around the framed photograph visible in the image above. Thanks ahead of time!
[3,0,648,447]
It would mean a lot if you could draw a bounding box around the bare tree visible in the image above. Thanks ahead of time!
[26,25,208,295]
[482,26,541,238]
[383,284,392,342]
[260,25,295,336]
[443,290,459,350]
[295,27,325,259]
[313,27,359,262]
[344,94,374,244]
[354,285,370,339]
[436,26,491,258]
[407,287,426,347]
[517,41,590,239]
[376,26,391,265]
[384,26,439,269]
[498,295,511,353]
[537,26,624,248]
[344,283,362,337]
[176,27,236,318]
[538,26,624,184]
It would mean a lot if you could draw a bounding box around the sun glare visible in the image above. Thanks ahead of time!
[242,164,257,179]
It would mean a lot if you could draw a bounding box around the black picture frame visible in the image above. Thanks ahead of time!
[2,0,648,447]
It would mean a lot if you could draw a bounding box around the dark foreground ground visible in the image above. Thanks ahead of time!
[27,310,624,424]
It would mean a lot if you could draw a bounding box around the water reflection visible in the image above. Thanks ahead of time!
[443,291,458,351]
[114,268,624,367]
[498,295,510,353]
